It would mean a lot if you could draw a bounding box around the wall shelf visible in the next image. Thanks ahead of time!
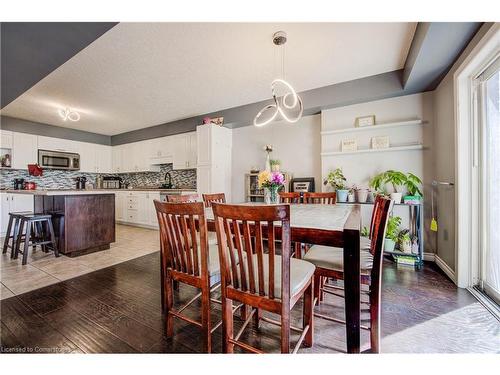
[321,144,424,156]
[321,119,426,136]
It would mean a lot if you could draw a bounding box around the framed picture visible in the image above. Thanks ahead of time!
[290,178,315,193]
[371,136,390,149]
[341,139,358,152]
[355,115,376,127]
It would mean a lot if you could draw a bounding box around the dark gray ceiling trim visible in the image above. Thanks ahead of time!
[0,116,111,145]
[111,69,422,145]
[403,22,482,92]
[1,22,118,108]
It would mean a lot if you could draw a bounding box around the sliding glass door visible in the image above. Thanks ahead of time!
[478,56,500,305]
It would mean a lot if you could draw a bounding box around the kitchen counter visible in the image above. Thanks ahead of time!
[2,188,197,195]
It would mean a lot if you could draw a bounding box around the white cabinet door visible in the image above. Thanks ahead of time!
[10,194,34,213]
[136,193,150,226]
[188,132,197,168]
[78,142,96,173]
[0,130,13,149]
[197,126,211,166]
[12,132,37,169]
[38,136,79,153]
[96,144,112,173]
[0,194,10,235]
[196,165,212,196]
[172,134,188,170]
[121,143,136,173]
[148,192,160,227]
[112,145,123,173]
[115,192,126,221]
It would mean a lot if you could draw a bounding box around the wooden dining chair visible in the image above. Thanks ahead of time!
[165,193,199,203]
[212,203,315,353]
[202,193,226,207]
[302,197,392,353]
[154,200,221,353]
[302,192,337,204]
[279,191,301,204]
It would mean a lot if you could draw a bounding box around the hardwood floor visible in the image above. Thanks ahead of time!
[1,251,499,353]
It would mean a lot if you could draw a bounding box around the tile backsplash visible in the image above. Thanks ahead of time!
[0,163,196,190]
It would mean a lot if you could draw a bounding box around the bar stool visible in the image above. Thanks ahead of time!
[14,213,59,265]
[2,212,31,259]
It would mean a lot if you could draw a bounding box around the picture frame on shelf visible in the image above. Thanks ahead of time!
[355,115,376,127]
[341,139,358,152]
[371,136,390,149]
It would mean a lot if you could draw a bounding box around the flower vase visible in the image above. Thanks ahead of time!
[264,186,280,204]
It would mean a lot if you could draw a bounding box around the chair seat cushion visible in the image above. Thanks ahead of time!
[236,255,315,298]
[303,245,373,272]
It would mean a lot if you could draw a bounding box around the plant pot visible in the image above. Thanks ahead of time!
[401,240,412,254]
[367,191,374,203]
[384,238,396,252]
[347,193,355,202]
[336,189,349,203]
[390,192,403,203]
[355,189,369,203]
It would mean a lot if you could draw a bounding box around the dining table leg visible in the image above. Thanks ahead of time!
[343,228,360,353]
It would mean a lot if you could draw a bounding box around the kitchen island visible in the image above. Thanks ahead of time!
[8,190,116,257]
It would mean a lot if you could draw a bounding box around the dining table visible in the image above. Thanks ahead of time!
[203,203,362,353]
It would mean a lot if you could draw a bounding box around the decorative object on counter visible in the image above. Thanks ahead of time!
[58,107,80,122]
[270,159,281,172]
[1,153,11,167]
[24,181,36,190]
[75,176,87,190]
[324,167,349,202]
[264,144,273,172]
[13,178,25,190]
[341,139,358,152]
[384,215,402,252]
[254,31,303,127]
[371,136,390,149]
[355,115,376,127]
[258,170,285,204]
[28,164,43,176]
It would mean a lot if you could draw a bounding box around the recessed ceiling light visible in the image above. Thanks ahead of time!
[58,108,80,122]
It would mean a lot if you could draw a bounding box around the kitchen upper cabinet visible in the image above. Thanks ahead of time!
[12,132,37,169]
[149,136,173,164]
[0,130,13,149]
[95,144,112,173]
[112,145,124,173]
[173,132,197,170]
[38,136,79,153]
[78,142,97,173]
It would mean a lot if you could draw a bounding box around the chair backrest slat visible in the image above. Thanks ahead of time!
[369,195,384,239]
[154,200,208,279]
[303,192,337,204]
[202,193,226,207]
[279,192,301,204]
[212,203,291,302]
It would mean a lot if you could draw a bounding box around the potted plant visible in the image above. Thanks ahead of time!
[258,170,285,204]
[324,168,349,202]
[354,186,369,203]
[370,170,406,203]
[270,159,281,172]
[397,229,412,253]
[403,173,423,203]
[384,216,401,252]
[347,186,356,202]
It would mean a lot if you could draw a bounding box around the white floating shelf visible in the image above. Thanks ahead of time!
[321,119,426,135]
[321,144,424,156]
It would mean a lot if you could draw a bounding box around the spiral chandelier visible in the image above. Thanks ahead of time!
[254,31,303,127]
[58,107,80,122]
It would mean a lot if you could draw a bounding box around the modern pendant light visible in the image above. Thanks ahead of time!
[58,107,80,122]
[254,31,303,127]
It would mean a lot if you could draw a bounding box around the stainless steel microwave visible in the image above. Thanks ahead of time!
[38,149,80,170]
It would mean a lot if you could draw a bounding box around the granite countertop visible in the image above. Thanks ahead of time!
[1,187,197,196]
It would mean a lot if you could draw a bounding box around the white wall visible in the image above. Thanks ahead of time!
[231,115,321,203]
[321,93,436,252]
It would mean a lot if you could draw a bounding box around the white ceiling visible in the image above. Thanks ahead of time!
[1,23,416,135]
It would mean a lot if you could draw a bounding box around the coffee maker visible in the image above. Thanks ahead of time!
[75,176,87,190]
[13,178,25,190]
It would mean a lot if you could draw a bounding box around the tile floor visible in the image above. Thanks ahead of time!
[0,224,160,299]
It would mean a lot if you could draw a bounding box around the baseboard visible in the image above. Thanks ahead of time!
[423,252,435,262]
[434,254,457,282]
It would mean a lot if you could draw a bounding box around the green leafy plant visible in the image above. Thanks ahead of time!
[323,168,348,190]
[361,226,369,237]
[369,173,388,194]
[269,159,281,166]
[397,228,411,244]
[384,170,407,193]
[385,216,402,241]
[405,173,423,196]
